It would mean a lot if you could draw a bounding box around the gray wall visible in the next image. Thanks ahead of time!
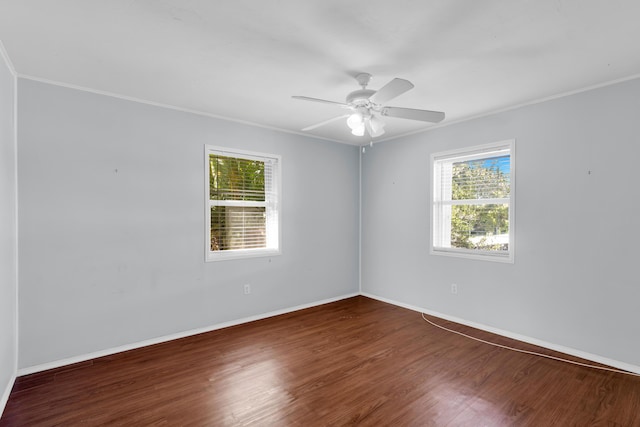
[362,77,640,367]
[14,71,640,374]
[0,47,17,410]
[17,79,360,369]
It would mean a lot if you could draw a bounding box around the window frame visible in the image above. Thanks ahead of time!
[204,145,281,262]
[430,139,515,263]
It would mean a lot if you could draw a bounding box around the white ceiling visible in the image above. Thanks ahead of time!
[2,0,640,145]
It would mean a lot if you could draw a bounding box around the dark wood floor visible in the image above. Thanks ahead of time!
[2,296,640,426]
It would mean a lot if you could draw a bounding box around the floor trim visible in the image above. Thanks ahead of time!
[17,291,640,378]
[361,292,640,375]
[17,293,359,376]
[1,372,16,415]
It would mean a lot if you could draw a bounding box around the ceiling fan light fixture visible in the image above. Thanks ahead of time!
[351,123,365,136]
[367,115,386,137]
[347,112,363,129]
[347,112,366,135]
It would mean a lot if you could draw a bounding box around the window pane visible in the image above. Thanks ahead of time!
[209,155,265,201]
[211,206,266,251]
[452,155,510,200]
[206,146,280,260]
[432,141,514,262]
[450,204,509,251]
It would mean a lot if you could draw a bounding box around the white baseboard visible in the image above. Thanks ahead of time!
[17,292,359,377]
[361,292,640,375]
[17,291,640,378]
[1,372,16,416]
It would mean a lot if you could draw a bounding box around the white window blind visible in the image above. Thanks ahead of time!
[432,140,514,262]
[206,146,280,261]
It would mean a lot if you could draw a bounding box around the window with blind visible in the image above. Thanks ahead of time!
[205,146,281,261]
[431,140,514,262]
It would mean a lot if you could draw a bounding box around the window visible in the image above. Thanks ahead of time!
[431,140,514,262]
[205,146,280,261]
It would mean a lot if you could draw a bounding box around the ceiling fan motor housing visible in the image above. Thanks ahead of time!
[346,89,376,105]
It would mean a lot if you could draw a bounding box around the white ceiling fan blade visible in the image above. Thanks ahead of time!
[292,96,351,108]
[381,106,445,123]
[302,114,350,131]
[369,78,414,104]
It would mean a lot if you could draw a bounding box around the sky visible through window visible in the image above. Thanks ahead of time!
[481,155,510,175]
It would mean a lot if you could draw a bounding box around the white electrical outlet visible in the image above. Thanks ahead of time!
[244,284,251,295]
[451,283,458,294]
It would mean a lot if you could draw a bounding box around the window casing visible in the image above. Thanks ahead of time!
[205,146,281,261]
[431,140,515,263]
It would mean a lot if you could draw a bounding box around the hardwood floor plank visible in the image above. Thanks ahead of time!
[2,296,639,426]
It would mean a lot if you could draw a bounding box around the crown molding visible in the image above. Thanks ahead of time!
[17,74,349,146]
[0,40,17,77]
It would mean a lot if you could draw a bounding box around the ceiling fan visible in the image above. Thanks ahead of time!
[293,73,445,138]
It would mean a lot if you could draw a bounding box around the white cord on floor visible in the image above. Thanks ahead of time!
[421,313,640,378]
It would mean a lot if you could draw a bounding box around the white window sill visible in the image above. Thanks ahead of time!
[430,247,514,263]
[206,248,281,262]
